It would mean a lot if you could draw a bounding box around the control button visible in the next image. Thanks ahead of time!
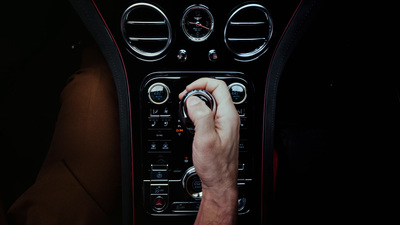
[148,83,170,104]
[150,108,160,116]
[148,130,172,140]
[228,83,247,104]
[148,117,171,129]
[152,196,168,211]
[148,118,158,128]
[171,202,201,212]
[208,49,218,62]
[149,141,158,150]
[191,177,202,193]
[162,107,170,115]
[160,118,171,128]
[151,171,169,180]
[171,202,188,211]
[150,184,169,194]
[161,141,170,150]
[177,49,188,62]
[182,166,202,199]
[149,141,172,152]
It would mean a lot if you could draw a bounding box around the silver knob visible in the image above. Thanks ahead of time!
[182,166,202,199]
[177,49,188,62]
[148,83,170,104]
[208,49,218,62]
[179,89,216,133]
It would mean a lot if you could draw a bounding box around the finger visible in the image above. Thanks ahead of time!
[179,78,240,138]
[186,79,239,132]
[180,79,237,121]
[178,89,188,100]
[184,78,233,107]
[186,96,216,136]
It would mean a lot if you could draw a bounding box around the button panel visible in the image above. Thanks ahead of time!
[139,72,256,216]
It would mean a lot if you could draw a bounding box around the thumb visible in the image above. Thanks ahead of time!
[186,96,215,134]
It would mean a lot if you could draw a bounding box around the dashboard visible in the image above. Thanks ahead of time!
[3,1,395,224]
[74,0,302,224]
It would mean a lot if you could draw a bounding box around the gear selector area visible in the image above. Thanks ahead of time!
[138,72,259,217]
[179,89,216,133]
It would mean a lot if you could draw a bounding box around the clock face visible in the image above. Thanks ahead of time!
[182,5,214,42]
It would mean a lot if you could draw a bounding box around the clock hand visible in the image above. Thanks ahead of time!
[189,21,210,30]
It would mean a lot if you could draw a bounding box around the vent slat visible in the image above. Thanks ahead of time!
[230,21,266,26]
[129,37,169,41]
[224,4,273,61]
[127,21,166,25]
[121,3,172,61]
[228,38,266,41]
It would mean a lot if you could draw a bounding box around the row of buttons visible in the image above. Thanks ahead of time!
[148,82,247,106]
[148,118,171,128]
[151,164,169,212]
[177,49,218,63]
[148,163,250,213]
[148,141,172,152]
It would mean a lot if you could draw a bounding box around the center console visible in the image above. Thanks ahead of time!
[71,0,303,224]
[139,72,255,216]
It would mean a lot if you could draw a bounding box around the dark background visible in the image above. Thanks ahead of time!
[1,0,398,223]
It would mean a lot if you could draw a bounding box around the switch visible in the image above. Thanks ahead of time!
[177,49,188,62]
[208,49,218,62]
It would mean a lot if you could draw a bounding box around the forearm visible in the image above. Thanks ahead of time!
[195,187,238,225]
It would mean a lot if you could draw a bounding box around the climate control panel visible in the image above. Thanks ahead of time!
[138,72,256,216]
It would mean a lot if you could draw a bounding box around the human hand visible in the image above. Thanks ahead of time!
[179,78,239,224]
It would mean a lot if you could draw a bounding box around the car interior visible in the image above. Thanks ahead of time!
[1,0,398,224]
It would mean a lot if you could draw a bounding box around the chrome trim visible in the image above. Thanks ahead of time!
[121,3,172,61]
[150,183,169,186]
[127,21,166,25]
[181,166,203,200]
[129,37,169,41]
[181,4,214,42]
[228,82,247,104]
[181,89,216,122]
[228,37,266,41]
[230,21,266,26]
[224,3,273,61]
[147,83,170,105]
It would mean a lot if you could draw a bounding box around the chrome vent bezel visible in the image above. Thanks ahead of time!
[224,4,273,61]
[121,3,172,61]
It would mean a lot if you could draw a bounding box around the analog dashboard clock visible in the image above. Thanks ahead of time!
[181,5,214,42]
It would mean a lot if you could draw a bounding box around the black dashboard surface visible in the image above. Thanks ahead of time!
[89,0,301,224]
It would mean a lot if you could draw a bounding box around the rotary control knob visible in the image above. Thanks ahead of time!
[182,166,202,199]
[179,89,216,133]
[148,83,170,104]
[228,83,247,104]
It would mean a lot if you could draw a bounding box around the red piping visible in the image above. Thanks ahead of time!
[261,0,303,223]
[90,0,135,224]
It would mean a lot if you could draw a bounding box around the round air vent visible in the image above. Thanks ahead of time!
[224,4,273,61]
[121,3,172,61]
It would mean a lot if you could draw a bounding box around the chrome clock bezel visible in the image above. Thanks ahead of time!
[181,4,215,42]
